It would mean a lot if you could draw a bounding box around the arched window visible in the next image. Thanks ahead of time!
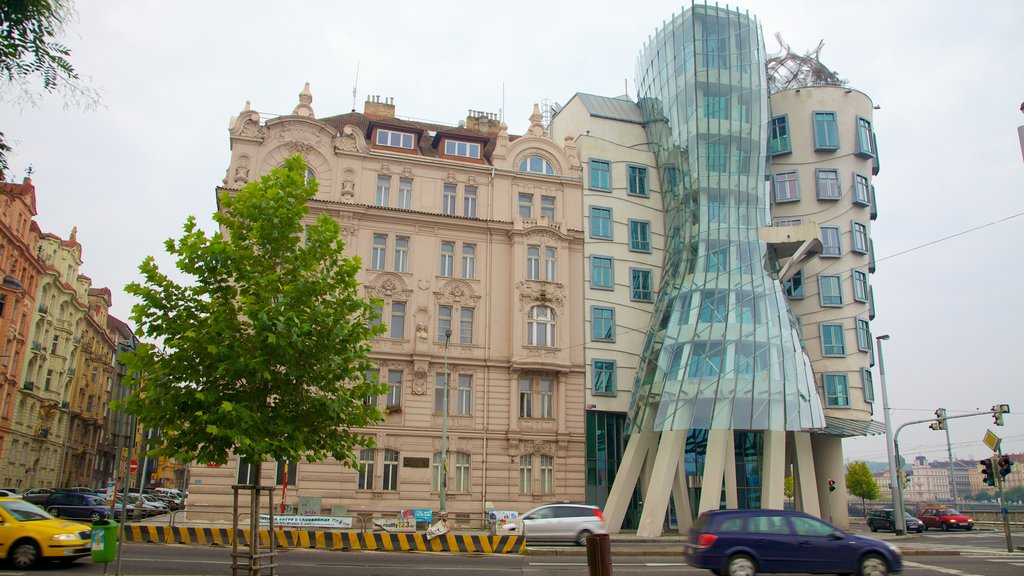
[527,305,555,346]
[305,167,316,184]
[518,155,554,175]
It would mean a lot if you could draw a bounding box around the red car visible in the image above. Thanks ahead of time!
[916,507,974,531]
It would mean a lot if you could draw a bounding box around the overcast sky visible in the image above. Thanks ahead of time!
[3,0,1022,468]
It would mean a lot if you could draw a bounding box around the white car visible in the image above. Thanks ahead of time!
[0,489,23,498]
[494,503,607,545]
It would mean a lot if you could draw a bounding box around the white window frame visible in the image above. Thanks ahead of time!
[376,129,415,149]
[444,139,481,158]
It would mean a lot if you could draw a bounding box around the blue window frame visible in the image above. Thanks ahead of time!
[820,324,846,357]
[591,306,615,342]
[855,116,874,158]
[769,115,791,155]
[592,360,616,395]
[628,220,651,252]
[816,169,841,200]
[819,274,842,307]
[590,256,614,290]
[856,318,871,352]
[590,159,611,191]
[589,206,613,239]
[627,166,649,196]
[852,221,869,254]
[853,173,870,206]
[862,368,874,403]
[852,270,869,302]
[824,373,850,407]
[630,268,653,302]
[813,111,839,150]
[688,341,724,378]
[821,225,841,257]
[699,290,728,323]
[784,270,804,299]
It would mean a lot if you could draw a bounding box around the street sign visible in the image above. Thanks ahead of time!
[129,459,139,473]
[983,429,1002,453]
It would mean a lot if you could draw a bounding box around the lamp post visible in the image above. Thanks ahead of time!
[875,334,904,535]
[439,328,452,515]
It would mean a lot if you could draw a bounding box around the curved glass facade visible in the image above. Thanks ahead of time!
[628,5,825,434]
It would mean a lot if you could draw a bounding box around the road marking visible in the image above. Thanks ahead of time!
[903,560,986,575]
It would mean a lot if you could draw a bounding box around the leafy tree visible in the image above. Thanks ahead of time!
[784,475,794,500]
[846,461,880,517]
[119,154,386,499]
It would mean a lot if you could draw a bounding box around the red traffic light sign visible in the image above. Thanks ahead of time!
[129,459,139,473]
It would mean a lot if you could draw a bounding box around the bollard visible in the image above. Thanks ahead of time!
[585,532,612,576]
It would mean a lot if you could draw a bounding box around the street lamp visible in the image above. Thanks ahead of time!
[439,328,452,515]
[875,334,905,535]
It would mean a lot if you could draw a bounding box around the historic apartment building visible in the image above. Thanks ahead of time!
[187,87,587,519]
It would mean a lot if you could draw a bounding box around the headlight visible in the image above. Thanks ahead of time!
[51,533,79,541]
[887,543,901,554]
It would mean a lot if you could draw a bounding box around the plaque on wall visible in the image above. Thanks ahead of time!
[403,457,430,468]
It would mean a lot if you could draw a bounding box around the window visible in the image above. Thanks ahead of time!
[431,452,445,492]
[434,373,449,414]
[519,155,554,175]
[701,20,729,69]
[820,225,841,257]
[541,196,556,219]
[518,193,533,218]
[386,237,406,274]
[375,175,391,207]
[442,184,456,215]
[856,318,871,352]
[819,275,843,307]
[518,378,532,418]
[539,455,554,494]
[526,246,540,280]
[783,269,804,298]
[593,360,616,395]
[454,452,471,492]
[390,302,406,339]
[707,143,728,173]
[456,374,472,415]
[589,206,613,239]
[50,335,58,354]
[444,139,481,158]
[371,234,387,270]
[853,174,870,206]
[437,305,452,342]
[370,302,383,328]
[462,244,476,278]
[382,449,399,491]
[275,460,297,486]
[699,290,728,323]
[397,178,412,209]
[816,169,840,200]
[630,268,653,302]
[376,129,414,149]
[769,116,790,155]
[735,149,751,173]
[824,373,850,407]
[237,458,258,484]
[813,111,839,150]
[688,341,724,378]
[527,305,555,346]
[386,369,402,408]
[704,94,730,120]
[706,241,729,273]
[628,166,649,196]
[774,172,799,202]
[775,218,802,227]
[357,448,375,490]
[519,455,533,493]
[855,116,874,158]
[735,341,770,376]
[590,159,610,191]
[862,368,875,403]
[519,375,554,418]
[590,256,614,290]
[464,186,477,217]
[459,308,474,344]
[708,192,725,223]
[439,241,454,276]
[821,324,846,357]
[591,306,615,342]
[852,221,869,254]
[736,291,764,324]
[852,270,869,302]
[629,220,651,252]
[544,247,556,281]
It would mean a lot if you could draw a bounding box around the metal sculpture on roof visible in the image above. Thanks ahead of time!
[766,33,848,94]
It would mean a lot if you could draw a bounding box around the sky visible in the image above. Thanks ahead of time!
[3,0,1023,470]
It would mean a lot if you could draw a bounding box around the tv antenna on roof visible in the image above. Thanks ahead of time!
[351,61,360,112]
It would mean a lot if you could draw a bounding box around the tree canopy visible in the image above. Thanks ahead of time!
[846,461,881,510]
[118,156,386,471]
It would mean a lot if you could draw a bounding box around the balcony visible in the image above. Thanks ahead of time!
[61,400,70,409]
[37,428,49,438]
[30,341,43,352]
[38,303,49,314]
[22,381,34,391]
[68,368,76,377]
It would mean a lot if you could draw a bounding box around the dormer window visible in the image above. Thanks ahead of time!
[444,140,481,159]
[376,129,415,149]
[518,155,554,175]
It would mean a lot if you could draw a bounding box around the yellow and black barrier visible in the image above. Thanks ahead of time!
[122,525,525,554]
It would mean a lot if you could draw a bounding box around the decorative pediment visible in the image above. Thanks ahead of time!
[366,273,413,301]
[434,280,481,306]
[516,281,565,312]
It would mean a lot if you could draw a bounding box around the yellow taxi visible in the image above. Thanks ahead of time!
[0,496,92,568]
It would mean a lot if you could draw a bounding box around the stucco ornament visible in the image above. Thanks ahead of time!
[516,281,565,311]
[292,82,315,118]
[232,156,250,186]
[335,125,362,153]
[563,136,581,170]
[412,362,429,394]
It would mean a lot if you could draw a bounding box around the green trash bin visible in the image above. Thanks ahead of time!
[91,519,118,563]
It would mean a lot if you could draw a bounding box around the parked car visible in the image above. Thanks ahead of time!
[42,492,127,522]
[917,507,974,531]
[0,487,23,498]
[0,489,23,498]
[494,503,606,545]
[867,508,923,533]
[683,509,902,576]
[124,493,169,517]
[21,488,54,505]
[0,497,92,569]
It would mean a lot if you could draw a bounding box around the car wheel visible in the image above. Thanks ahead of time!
[916,527,923,534]
[90,511,102,522]
[726,553,756,576]
[9,540,41,569]
[965,526,972,531]
[941,522,949,531]
[868,522,877,532]
[859,554,888,576]
[46,506,60,517]
[575,530,592,546]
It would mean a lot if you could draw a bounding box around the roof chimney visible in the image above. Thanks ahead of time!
[363,95,396,118]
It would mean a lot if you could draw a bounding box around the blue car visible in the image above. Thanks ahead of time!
[683,509,902,576]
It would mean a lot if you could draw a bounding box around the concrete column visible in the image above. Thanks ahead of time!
[724,432,738,509]
[811,434,847,528]
[793,431,820,516]
[761,430,786,509]
[671,447,694,533]
[636,429,687,538]
[698,429,730,514]
[603,431,657,533]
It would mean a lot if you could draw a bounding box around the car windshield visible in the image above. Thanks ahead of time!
[941,509,960,515]
[905,513,917,519]
[0,499,53,521]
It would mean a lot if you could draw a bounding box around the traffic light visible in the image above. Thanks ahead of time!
[992,403,1010,426]
[929,408,947,431]
[828,479,836,492]
[998,456,1013,478]
[980,458,996,486]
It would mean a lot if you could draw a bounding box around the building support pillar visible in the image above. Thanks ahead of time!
[636,429,687,538]
[670,452,694,534]
[603,431,658,533]
[761,430,786,509]
[698,429,730,514]
[812,433,847,528]
[793,431,820,516]
[724,432,738,509]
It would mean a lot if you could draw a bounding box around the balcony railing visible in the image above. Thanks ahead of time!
[38,303,49,314]
[23,381,34,391]
[30,341,43,352]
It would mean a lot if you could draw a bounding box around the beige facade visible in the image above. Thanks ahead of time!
[187,88,587,521]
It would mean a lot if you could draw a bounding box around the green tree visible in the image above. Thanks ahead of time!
[784,475,794,500]
[118,155,385,505]
[845,461,880,517]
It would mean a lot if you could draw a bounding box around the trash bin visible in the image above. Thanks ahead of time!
[585,532,612,576]
[91,519,118,563]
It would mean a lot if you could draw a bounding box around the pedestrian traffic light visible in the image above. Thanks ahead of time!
[828,479,836,492]
[929,408,947,431]
[998,456,1013,478]
[980,458,996,486]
